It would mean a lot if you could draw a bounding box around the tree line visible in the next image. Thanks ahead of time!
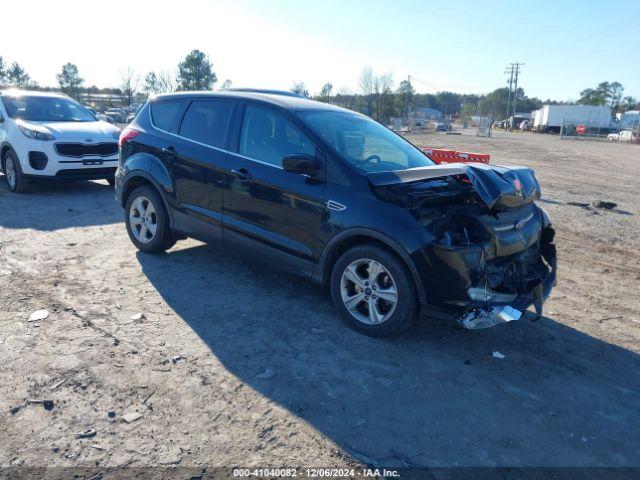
[578,82,637,111]
[1,50,638,121]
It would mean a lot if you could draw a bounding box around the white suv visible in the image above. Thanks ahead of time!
[0,90,121,192]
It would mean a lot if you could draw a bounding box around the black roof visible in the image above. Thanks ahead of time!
[151,90,353,113]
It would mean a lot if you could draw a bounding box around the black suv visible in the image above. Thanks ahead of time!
[115,91,556,337]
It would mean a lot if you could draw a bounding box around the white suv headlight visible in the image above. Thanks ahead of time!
[18,124,55,141]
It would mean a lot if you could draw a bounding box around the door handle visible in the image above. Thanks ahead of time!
[161,146,176,159]
[231,168,252,180]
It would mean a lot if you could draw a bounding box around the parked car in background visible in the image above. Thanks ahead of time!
[0,90,121,192]
[434,122,452,132]
[608,132,621,141]
[86,107,114,123]
[105,107,126,123]
[608,130,633,142]
[115,90,556,336]
[125,105,143,123]
[97,113,114,123]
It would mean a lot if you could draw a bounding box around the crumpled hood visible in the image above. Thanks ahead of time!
[367,162,541,209]
[20,120,119,140]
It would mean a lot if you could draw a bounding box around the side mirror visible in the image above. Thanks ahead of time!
[282,153,321,177]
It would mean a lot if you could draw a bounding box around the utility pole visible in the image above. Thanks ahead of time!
[511,62,524,130]
[505,65,514,130]
[505,62,525,130]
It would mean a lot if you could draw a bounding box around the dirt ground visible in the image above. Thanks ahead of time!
[1,131,639,471]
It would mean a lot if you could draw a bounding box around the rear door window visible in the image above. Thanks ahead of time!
[150,100,186,131]
[178,100,234,148]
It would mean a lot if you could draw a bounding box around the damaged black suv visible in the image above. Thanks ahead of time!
[116,90,556,337]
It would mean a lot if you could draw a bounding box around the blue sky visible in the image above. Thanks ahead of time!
[3,0,639,100]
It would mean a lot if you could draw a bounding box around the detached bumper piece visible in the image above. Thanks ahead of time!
[458,305,522,330]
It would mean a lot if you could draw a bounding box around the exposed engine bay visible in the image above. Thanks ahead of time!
[368,163,557,329]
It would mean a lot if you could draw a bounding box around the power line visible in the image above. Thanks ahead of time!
[410,75,502,93]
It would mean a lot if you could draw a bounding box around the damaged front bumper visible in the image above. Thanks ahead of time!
[368,162,558,330]
[457,228,557,329]
[413,222,557,330]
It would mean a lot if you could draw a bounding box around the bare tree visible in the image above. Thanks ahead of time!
[373,75,382,120]
[143,72,159,95]
[318,82,333,102]
[337,87,355,110]
[378,73,395,122]
[359,67,374,116]
[0,56,5,85]
[221,79,232,89]
[291,81,310,98]
[120,67,140,106]
[157,70,177,93]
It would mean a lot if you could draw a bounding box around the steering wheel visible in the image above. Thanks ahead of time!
[360,154,381,166]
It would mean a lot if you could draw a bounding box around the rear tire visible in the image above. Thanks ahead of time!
[124,185,176,253]
[3,152,28,193]
[330,244,418,337]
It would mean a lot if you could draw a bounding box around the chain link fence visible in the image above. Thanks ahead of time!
[560,118,612,141]
[560,117,640,143]
[462,116,492,137]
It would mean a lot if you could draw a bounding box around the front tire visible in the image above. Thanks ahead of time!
[330,244,418,337]
[124,185,176,253]
[3,152,28,193]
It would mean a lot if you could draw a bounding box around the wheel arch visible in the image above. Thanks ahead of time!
[315,228,428,307]
[0,142,18,173]
[121,170,174,228]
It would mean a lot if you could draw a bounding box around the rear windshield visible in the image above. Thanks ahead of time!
[299,110,434,172]
[150,100,186,131]
[2,95,96,122]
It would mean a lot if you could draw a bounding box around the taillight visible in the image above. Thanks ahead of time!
[118,127,140,148]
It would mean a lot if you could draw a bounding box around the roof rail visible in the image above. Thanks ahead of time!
[222,88,303,98]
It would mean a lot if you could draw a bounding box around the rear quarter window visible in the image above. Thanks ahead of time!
[150,100,186,131]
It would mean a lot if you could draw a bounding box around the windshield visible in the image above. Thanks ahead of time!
[299,111,434,172]
[1,95,96,122]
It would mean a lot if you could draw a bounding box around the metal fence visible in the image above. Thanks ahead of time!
[560,117,640,143]
[559,118,611,141]
[462,116,492,137]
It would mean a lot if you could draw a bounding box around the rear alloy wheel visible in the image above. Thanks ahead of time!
[4,153,28,193]
[330,245,417,337]
[124,186,176,253]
